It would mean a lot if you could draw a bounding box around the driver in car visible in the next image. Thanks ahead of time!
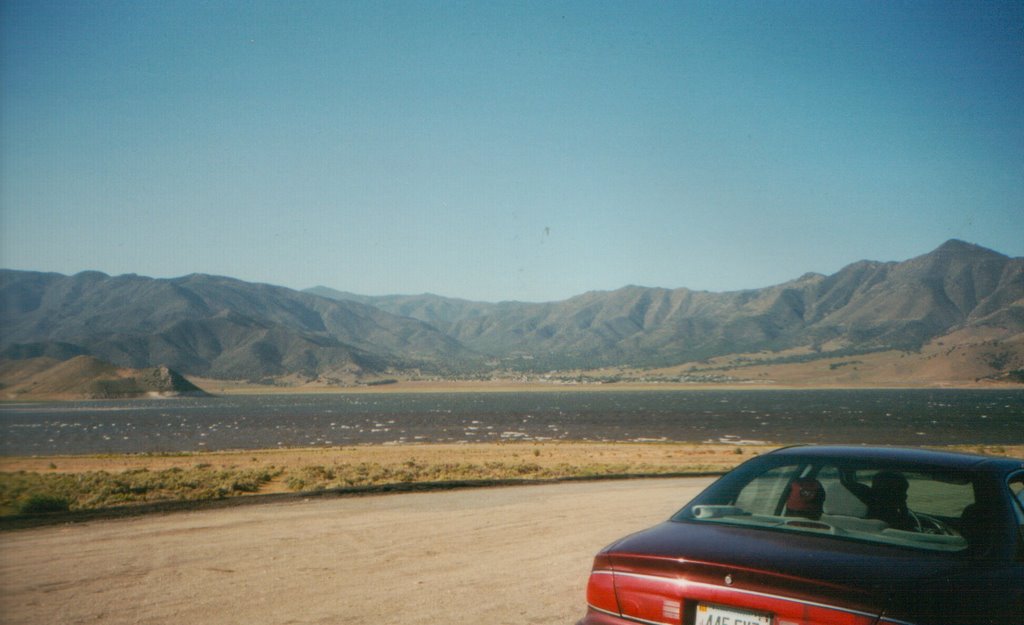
[867,471,916,531]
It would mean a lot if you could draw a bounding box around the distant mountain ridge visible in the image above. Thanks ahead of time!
[2,240,1022,383]
[0,271,471,381]
[309,240,1024,370]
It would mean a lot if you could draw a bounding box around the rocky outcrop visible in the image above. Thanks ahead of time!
[0,356,210,400]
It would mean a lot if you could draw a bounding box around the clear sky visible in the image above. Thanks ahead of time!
[2,1,1022,303]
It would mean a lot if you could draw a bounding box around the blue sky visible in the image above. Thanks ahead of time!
[2,1,1022,302]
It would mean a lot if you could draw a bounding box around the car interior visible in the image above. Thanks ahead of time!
[687,462,984,552]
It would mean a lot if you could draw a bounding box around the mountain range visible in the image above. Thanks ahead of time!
[2,240,1022,387]
[0,271,469,382]
[307,240,1024,371]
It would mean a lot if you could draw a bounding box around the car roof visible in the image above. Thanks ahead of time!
[765,445,1024,473]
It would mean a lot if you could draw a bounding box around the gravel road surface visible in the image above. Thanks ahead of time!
[0,477,713,625]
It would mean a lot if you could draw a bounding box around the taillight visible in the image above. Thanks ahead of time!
[775,606,878,625]
[586,554,620,616]
[805,605,878,625]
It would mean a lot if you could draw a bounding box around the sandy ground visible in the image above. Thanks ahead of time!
[0,477,713,625]
[0,442,768,475]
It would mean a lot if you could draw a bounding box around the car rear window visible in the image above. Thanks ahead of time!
[678,459,979,552]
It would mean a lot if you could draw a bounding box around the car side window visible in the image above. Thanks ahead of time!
[904,472,975,518]
[851,469,975,519]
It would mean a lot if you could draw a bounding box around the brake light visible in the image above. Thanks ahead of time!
[775,606,878,625]
[805,605,877,625]
[586,555,620,616]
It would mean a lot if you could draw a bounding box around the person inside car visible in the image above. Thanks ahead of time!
[867,471,916,530]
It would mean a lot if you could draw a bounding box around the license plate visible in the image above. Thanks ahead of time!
[695,602,772,625]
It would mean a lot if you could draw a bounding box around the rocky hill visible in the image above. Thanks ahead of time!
[0,356,208,399]
[2,240,1021,386]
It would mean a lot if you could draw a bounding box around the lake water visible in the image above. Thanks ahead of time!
[0,389,1021,455]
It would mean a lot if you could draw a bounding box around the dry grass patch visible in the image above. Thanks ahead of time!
[3,442,1020,517]
[0,442,765,515]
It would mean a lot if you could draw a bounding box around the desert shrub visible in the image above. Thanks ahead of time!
[19,494,71,515]
[285,476,308,490]
[276,459,692,492]
[0,465,283,515]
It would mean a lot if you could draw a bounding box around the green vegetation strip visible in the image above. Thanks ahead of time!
[0,466,283,516]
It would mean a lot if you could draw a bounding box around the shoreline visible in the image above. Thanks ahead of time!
[4,379,1018,402]
[0,440,779,473]
[190,379,1024,395]
[6,441,1020,471]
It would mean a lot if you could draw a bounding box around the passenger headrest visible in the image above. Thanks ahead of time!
[787,478,825,513]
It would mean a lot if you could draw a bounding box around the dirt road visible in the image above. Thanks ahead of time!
[0,477,713,625]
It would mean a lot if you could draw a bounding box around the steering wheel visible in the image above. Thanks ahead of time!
[910,510,956,535]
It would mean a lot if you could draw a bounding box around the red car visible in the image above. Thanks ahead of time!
[578,446,1024,625]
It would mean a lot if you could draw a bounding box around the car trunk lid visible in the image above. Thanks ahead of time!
[602,520,966,625]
